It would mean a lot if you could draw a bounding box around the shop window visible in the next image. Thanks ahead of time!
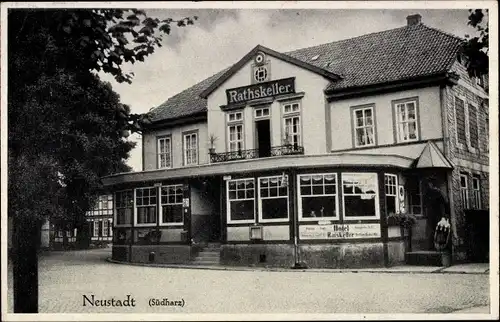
[227,178,255,223]
[407,177,422,216]
[258,175,289,222]
[385,174,398,215]
[470,175,481,209]
[460,173,469,209]
[283,102,301,147]
[157,136,172,169]
[394,99,419,142]
[115,190,133,225]
[298,173,338,221]
[161,184,184,225]
[455,97,466,145]
[135,187,157,225]
[342,173,379,219]
[352,106,375,147]
[183,132,198,166]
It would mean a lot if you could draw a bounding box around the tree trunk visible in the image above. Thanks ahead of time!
[12,216,40,313]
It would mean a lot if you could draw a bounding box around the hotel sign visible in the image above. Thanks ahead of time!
[226,77,295,105]
[299,224,381,240]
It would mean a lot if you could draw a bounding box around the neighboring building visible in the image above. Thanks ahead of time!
[102,14,489,268]
[85,194,114,245]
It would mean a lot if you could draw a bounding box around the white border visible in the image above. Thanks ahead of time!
[257,175,290,223]
[341,172,381,221]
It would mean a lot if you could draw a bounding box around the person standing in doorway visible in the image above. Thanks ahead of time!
[423,176,450,250]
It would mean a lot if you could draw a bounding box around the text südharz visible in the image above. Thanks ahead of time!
[83,294,136,307]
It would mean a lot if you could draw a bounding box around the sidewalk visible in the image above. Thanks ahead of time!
[107,258,490,274]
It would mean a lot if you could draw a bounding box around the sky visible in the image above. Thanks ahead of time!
[97,6,481,172]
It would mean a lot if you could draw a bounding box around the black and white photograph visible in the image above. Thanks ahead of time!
[1,1,498,320]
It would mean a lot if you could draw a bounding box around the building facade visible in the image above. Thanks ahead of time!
[103,15,489,268]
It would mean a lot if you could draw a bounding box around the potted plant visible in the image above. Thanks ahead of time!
[208,134,217,155]
[386,211,417,247]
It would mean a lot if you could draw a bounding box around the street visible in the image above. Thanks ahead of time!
[6,248,490,314]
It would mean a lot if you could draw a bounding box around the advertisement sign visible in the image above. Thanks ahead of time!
[299,223,381,240]
[226,77,295,105]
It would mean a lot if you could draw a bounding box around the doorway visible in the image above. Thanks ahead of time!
[255,119,271,158]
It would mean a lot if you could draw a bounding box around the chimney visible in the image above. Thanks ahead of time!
[406,14,422,26]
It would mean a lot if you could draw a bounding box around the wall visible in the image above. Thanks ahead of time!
[330,86,443,151]
[207,55,331,156]
[444,61,489,261]
[142,121,208,170]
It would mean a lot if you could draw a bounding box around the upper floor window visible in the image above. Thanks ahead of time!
[352,106,375,147]
[115,190,133,226]
[384,174,398,215]
[283,102,301,147]
[342,172,379,220]
[455,97,467,146]
[183,132,198,166]
[255,107,270,119]
[227,178,255,224]
[135,187,157,226]
[227,111,243,122]
[459,173,469,209]
[470,175,482,210]
[157,137,172,169]
[468,103,479,150]
[394,99,419,142]
[227,111,244,153]
[160,184,184,225]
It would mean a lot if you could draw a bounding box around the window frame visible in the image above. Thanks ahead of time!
[341,172,380,220]
[392,97,420,143]
[254,107,271,119]
[226,178,256,224]
[183,131,199,166]
[157,136,172,169]
[282,101,302,147]
[114,189,134,227]
[258,175,290,223]
[297,173,339,222]
[467,101,479,153]
[226,111,245,153]
[134,187,158,227]
[459,173,469,209]
[102,219,109,237]
[159,184,185,226]
[454,95,467,149]
[93,220,100,237]
[471,175,481,210]
[384,174,399,215]
[351,105,376,148]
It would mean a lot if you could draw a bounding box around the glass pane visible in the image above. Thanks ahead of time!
[302,196,336,218]
[408,122,417,139]
[344,195,376,217]
[300,185,311,195]
[162,205,183,223]
[230,200,254,221]
[386,196,396,215]
[356,128,365,146]
[324,184,336,195]
[312,185,323,195]
[262,198,288,220]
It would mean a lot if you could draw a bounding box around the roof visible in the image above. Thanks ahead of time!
[147,23,463,123]
[413,141,453,169]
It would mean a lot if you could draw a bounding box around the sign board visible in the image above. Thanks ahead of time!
[226,77,295,105]
[299,223,381,240]
[182,198,190,208]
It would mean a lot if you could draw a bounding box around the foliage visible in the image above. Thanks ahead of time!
[459,9,489,78]
[386,212,417,229]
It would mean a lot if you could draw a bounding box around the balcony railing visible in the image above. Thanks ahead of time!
[209,145,304,163]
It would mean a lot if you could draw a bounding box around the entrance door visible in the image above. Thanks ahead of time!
[256,119,271,158]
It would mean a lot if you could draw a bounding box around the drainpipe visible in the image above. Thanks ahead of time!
[291,169,307,269]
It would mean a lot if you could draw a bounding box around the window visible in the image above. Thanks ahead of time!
[342,173,379,219]
[227,178,255,223]
[93,221,100,237]
[115,190,133,225]
[385,174,398,215]
[455,97,466,145]
[255,107,270,119]
[228,124,244,152]
[283,102,301,147]
[161,184,184,225]
[227,112,243,122]
[460,173,469,209]
[407,177,422,216]
[183,132,198,166]
[394,100,419,142]
[258,175,289,222]
[470,175,481,209]
[102,220,109,237]
[298,173,338,221]
[352,106,375,147]
[108,220,113,237]
[157,137,172,169]
[135,187,157,225]
[468,103,479,149]
[253,65,269,83]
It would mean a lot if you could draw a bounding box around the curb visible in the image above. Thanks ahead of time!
[106,258,489,275]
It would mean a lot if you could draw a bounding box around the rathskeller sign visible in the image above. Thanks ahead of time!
[226,77,295,105]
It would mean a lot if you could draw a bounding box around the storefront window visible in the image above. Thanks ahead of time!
[135,187,157,225]
[258,175,289,222]
[384,174,398,215]
[342,173,379,219]
[460,173,469,209]
[298,173,338,220]
[227,178,255,223]
[161,184,184,225]
[115,190,134,225]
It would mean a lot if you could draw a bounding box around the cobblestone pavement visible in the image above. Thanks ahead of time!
[5,248,491,315]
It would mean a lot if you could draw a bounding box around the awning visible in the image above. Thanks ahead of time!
[413,141,453,169]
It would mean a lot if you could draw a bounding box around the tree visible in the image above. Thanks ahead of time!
[459,9,489,78]
[8,8,197,313]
